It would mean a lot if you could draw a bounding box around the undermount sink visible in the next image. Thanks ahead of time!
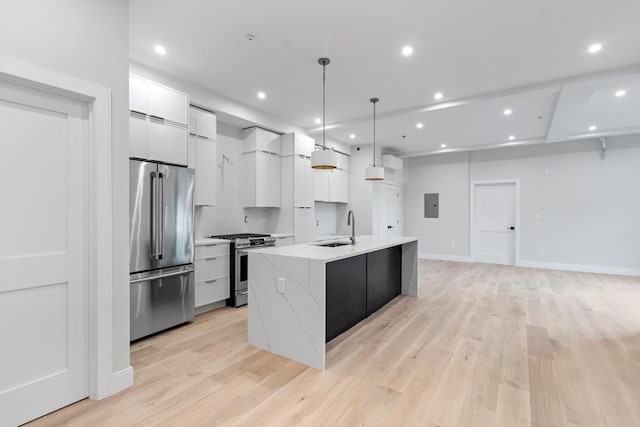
[316,241,352,247]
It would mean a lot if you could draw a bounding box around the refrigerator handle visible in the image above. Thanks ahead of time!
[159,172,165,260]
[150,171,159,260]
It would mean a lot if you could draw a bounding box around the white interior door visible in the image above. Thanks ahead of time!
[378,183,401,236]
[0,78,89,426]
[473,182,517,265]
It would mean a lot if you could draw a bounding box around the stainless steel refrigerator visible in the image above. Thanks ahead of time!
[129,160,195,341]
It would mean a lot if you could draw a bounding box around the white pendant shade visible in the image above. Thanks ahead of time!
[365,165,385,181]
[311,148,338,169]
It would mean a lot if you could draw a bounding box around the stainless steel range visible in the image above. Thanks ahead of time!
[207,233,276,307]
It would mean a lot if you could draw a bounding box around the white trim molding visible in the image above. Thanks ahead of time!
[519,260,640,277]
[419,253,472,263]
[469,179,521,267]
[0,56,132,401]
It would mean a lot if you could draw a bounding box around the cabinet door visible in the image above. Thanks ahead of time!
[255,151,281,207]
[196,109,217,140]
[328,169,349,203]
[293,208,313,244]
[129,113,148,159]
[148,82,188,125]
[195,277,230,308]
[129,75,148,113]
[297,134,315,157]
[326,254,367,342]
[294,156,313,207]
[148,119,188,165]
[314,169,330,201]
[187,135,197,169]
[257,129,282,155]
[195,138,216,206]
[336,153,349,171]
[366,247,402,316]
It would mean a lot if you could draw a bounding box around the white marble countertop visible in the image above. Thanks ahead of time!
[270,233,295,239]
[249,235,418,262]
[313,234,350,242]
[195,237,231,246]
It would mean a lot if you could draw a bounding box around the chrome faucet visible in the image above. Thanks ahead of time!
[347,210,356,245]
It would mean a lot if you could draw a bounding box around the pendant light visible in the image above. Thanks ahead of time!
[311,57,338,169]
[365,97,385,181]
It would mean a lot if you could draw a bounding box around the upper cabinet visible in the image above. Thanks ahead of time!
[314,152,349,203]
[188,106,217,206]
[282,133,315,157]
[189,107,217,140]
[242,128,282,207]
[128,75,189,166]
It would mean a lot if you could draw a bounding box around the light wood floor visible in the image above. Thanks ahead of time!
[28,260,640,427]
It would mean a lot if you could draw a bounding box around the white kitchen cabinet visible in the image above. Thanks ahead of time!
[293,208,314,244]
[189,107,217,140]
[314,170,330,202]
[188,107,217,206]
[337,152,350,171]
[294,156,314,207]
[129,75,148,113]
[129,75,189,165]
[148,81,188,125]
[314,168,349,203]
[329,169,349,203]
[243,127,282,155]
[148,118,188,166]
[194,243,231,311]
[282,132,315,157]
[129,112,148,159]
[242,151,281,207]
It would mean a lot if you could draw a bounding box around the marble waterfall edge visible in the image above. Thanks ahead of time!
[248,252,327,370]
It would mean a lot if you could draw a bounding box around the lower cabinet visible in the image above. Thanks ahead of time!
[366,247,402,316]
[194,243,230,311]
[326,254,367,343]
[325,246,402,342]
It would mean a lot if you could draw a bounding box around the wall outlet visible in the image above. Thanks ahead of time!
[316,220,319,226]
[277,278,286,294]
[539,247,545,254]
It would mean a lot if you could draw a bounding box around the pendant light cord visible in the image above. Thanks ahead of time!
[322,62,326,150]
[373,101,376,166]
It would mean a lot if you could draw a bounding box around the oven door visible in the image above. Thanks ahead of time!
[235,246,272,307]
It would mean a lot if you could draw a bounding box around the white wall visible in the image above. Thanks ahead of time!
[404,135,640,274]
[315,202,339,236]
[0,0,130,373]
[195,123,280,236]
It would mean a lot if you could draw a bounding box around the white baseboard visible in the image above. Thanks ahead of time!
[419,253,472,263]
[518,260,640,277]
[102,366,134,399]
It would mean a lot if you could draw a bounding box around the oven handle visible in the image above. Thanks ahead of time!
[238,289,248,295]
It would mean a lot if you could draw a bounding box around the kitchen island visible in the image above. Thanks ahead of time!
[247,235,418,370]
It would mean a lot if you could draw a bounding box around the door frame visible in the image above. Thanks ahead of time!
[0,56,132,400]
[469,179,521,266]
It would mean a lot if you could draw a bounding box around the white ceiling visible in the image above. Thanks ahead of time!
[130,0,640,155]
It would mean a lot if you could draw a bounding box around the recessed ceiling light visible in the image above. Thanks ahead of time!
[589,125,597,131]
[615,90,627,97]
[257,92,266,100]
[434,92,443,100]
[440,143,447,148]
[154,45,167,55]
[402,46,414,56]
[503,109,512,116]
[349,133,355,139]
[315,118,322,124]
[588,43,603,54]
[416,122,423,129]
[509,135,515,141]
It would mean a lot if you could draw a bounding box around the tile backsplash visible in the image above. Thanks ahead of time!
[195,123,280,237]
